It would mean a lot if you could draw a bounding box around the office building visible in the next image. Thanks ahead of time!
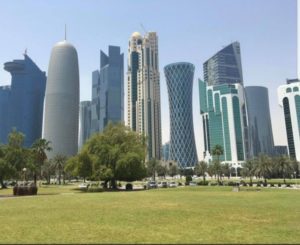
[162,142,170,161]
[127,32,162,160]
[199,80,247,168]
[43,40,80,158]
[164,62,198,168]
[273,145,288,156]
[0,54,46,147]
[278,79,300,161]
[203,42,243,86]
[90,46,124,134]
[245,86,274,157]
[79,101,91,149]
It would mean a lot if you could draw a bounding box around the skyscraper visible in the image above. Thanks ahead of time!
[0,54,46,147]
[203,42,243,86]
[127,32,162,160]
[277,79,300,161]
[43,40,80,158]
[199,80,246,168]
[79,101,91,150]
[245,86,274,157]
[90,46,124,135]
[164,62,198,168]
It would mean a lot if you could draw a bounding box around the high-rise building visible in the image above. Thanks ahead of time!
[90,46,124,135]
[164,62,198,168]
[273,145,288,156]
[79,101,91,149]
[277,79,300,161]
[127,32,162,160]
[0,86,11,144]
[245,86,274,157]
[162,142,170,162]
[43,40,80,158]
[203,42,243,86]
[199,80,247,168]
[0,54,46,147]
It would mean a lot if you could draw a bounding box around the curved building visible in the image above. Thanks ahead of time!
[164,62,198,168]
[245,86,274,157]
[43,40,79,158]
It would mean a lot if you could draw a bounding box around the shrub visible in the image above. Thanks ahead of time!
[210,182,218,186]
[178,182,183,186]
[125,183,133,190]
[13,184,38,196]
[197,181,209,186]
[227,181,236,186]
[185,176,192,185]
[278,183,281,187]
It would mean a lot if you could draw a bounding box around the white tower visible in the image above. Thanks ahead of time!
[43,40,80,158]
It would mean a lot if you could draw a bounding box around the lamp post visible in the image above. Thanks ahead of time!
[22,168,27,182]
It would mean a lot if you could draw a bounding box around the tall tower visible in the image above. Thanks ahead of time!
[78,101,91,150]
[164,62,198,168]
[1,54,46,147]
[203,42,243,86]
[127,32,162,160]
[245,86,274,157]
[90,46,124,135]
[43,40,79,158]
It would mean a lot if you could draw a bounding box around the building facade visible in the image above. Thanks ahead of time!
[78,101,91,150]
[278,79,300,161]
[203,42,243,86]
[0,54,46,147]
[245,86,274,157]
[90,46,124,135]
[164,62,198,169]
[43,40,80,158]
[127,32,162,160]
[273,145,288,156]
[199,80,247,168]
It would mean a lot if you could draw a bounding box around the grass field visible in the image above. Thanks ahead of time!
[0,185,300,244]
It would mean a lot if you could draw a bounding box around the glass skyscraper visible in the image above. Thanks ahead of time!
[127,32,162,160]
[78,101,91,149]
[164,62,198,168]
[203,42,243,86]
[245,86,274,157]
[0,54,46,147]
[199,80,246,168]
[278,79,300,161]
[90,46,124,135]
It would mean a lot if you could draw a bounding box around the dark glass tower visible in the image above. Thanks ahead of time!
[245,86,274,157]
[164,62,198,168]
[1,54,46,147]
[0,86,11,144]
[79,101,91,149]
[90,46,124,134]
[203,42,243,86]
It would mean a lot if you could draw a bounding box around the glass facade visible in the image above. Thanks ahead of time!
[203,42,243,86]
[90,46,124,135]
[245,86,274,157]
[1,54,46,147]
[164,62,198,168]
[295,95,300,136]
[78,101,91,149]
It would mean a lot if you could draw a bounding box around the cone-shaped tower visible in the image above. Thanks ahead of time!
[43,40,79,158]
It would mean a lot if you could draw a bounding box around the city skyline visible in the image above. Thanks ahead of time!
[0,0,296,159]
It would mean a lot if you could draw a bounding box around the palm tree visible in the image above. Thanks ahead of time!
[241,159,256,185]
[274,155,294,184]
[52,154,67,185]
[221,163,231,179]
[194,161,208,182]
[254,154,272,185]
[146,158,159,181]
[212,160,222,183]
[31,138,52,185]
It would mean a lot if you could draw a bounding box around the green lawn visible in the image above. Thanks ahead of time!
[0,186,300,244]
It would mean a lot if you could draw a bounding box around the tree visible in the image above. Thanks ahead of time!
[207,164,215,178]
[0,145,15,188]
[52,154,67,185]
[212,145,224,164]
[168,165,179,178]
[146,158,159,181]
[156,164,168,178]
[212,160,222,183]
[254,154,273,185]
[85,122,146,189]
[221,163,231,179]
[41,159,55,184]
[274,155,294,184]
[241,159,256,185]
[194,161,208,182]
[30,138,52,185]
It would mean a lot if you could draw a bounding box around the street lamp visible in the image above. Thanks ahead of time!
[22,168,27,182]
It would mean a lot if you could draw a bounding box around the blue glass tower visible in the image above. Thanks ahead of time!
[0,86,11,144]
[203,42,243,86]
[164,62,198,168]
[90,46,124,135]
[1,54,46,147]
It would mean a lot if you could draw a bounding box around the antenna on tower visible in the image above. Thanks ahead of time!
[140,23,147,34]
[24,48,27,56]
[64,24,67,40]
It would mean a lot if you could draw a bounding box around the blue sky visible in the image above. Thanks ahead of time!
[0,0,296,159]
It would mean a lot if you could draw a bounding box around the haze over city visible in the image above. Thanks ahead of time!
[0,0,296,159]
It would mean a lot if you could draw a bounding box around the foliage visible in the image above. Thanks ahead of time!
[52,154,67,185]
[212,144,224,162]
[254,154,273,184]
[168,164,179,177]
[194,161,208,182]
[146,158,159,180]
[274,155,294,183]
[156,164,168,178]
[241,159,256,185]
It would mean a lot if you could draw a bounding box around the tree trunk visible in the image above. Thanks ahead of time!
[34,173,37,185]
[284,177,286,184]
[0,177,7,189]
[58,169,61,185]
[250,176,253,185]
